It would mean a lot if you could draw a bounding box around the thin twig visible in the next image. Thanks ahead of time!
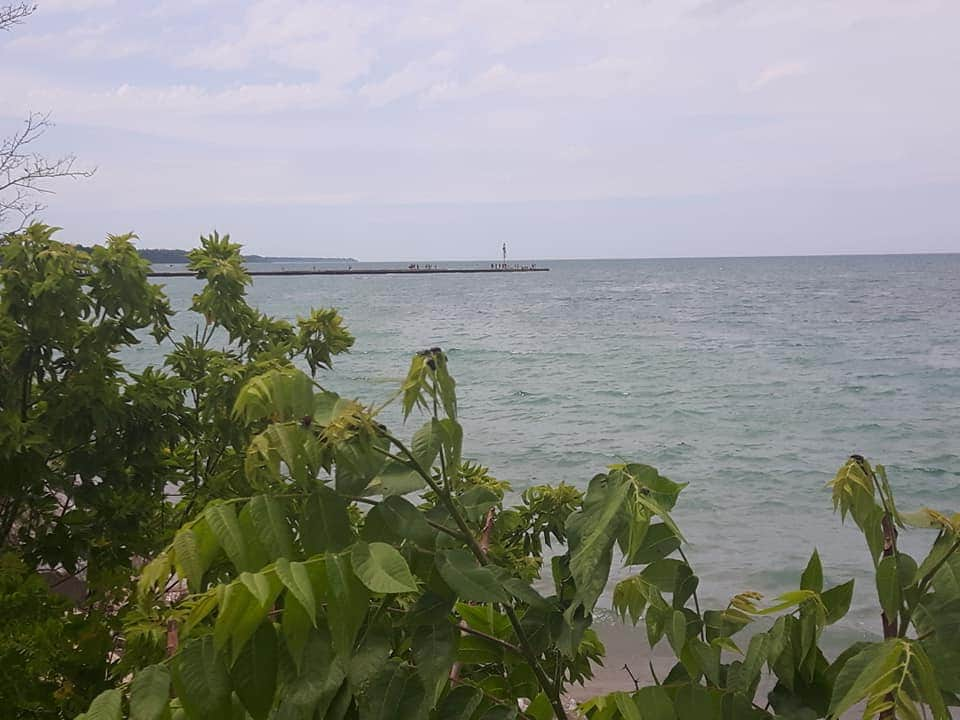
[458,623,523,656]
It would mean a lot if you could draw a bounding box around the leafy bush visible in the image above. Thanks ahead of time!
[0,225,354,716]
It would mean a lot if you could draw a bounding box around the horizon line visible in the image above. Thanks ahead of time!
[343,249,960,263]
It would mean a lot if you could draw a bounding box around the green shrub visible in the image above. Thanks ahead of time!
[2,225,957,720]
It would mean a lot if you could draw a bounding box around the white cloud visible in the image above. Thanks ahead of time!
[359,50,454,106]
[2,73,346,125]
[9,21,149,59]
[425,56,658,102]
[38,0,116,11]
[749,61,810,90]
[179,0,380,77]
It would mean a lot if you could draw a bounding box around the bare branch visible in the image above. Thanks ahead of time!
[1,112,96,230]
[0,3,35,31]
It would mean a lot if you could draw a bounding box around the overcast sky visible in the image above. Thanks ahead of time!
[3,0,959,259]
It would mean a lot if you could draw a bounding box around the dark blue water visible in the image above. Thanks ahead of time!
[137,255,960,634]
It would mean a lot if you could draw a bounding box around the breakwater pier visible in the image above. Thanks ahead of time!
[147,265,549,278]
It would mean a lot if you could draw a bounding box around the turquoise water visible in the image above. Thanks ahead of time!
[139,255,960,636]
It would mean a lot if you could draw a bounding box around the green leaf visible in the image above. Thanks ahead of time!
[437,418,463,479]
[275,558,317,625]
[238,503,270,571]
[258,423,320,485]
[349,619,393,691]
[374,460,427,497]
[613,692,643,720]
[230,622,278,720]
[335,436,389,495]
[284,625,346,716]
[645,590,670,648]
[918,533,960,585]
[281,592,312,666]
[633,686,675,720]
[172,529,205,594]
[357,660,425,720]
[246,495,296,562]
[204,502,251,572]
[735,632,770,698]
[437,549,509,604]
[171,636,232,720]
[412,622,459,705]
[800,550,823,593]
[183,592,218,638]
[457,486,499,524]
[434,685,482,720]
[233,366,314,422]
[325,553,371,655]
[374,496,436,549]
[501,577,554,611]
[566,473,632,614]
[625,522,681,566]
[302,485,355,554]
[138,552,172,601]
[326,681,355,720]
[667,609,688,656]
[84,689,123,720]
[401,354,430,420]
[351,541,419,594]
[767,683,819,720]
[614,463,687,511]
[930,549,960,597]
[613,575,650,624]
[411,419,443,470]
[821,579,854,625]
[405,590,455,627]
[633,489,685,542]
[130,665,171,720]
[751,590,819,616]
[214,575,279,661]
[640,559,688,594]
[703,609,751,644]
[876,464,903,527]
[910,641,950,720]
[896,553,919,588]
[240,570,280,607]
[434,354,458,420]
[525,693,554,720]
[674,683,718,720]
[876,555,902,621]
[828,639,949,720]
[689,638,722,687]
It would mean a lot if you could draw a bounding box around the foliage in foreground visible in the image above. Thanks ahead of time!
[1,224,354,717]
[0,226,957,720]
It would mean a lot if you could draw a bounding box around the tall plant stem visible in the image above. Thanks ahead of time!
[868,462,898,720]
[382,431,570,720]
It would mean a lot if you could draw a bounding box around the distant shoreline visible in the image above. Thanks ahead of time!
[73,245,356,264]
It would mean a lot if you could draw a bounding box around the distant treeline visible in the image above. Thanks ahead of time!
[74,246,356,264]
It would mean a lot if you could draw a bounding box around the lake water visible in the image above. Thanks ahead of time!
[138,255,960,638]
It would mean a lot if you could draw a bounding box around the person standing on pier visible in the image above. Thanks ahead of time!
[502,242,507,268]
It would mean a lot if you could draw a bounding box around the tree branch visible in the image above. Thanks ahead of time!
[0,3,34,31]
[1,112,95,230]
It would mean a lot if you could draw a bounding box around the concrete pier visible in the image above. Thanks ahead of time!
[147,266,549,277]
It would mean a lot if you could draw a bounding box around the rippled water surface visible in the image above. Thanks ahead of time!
[139,255,960,634]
